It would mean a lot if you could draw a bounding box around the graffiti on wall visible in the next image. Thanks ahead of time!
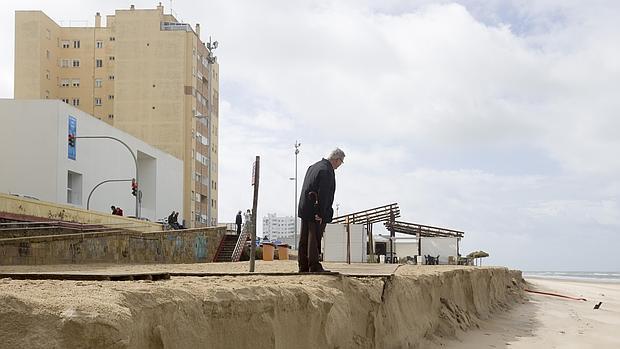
[18,242,30,257]
[195,234,207,261]
[69,242,81,263]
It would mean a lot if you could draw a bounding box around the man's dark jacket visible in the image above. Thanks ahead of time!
[298,159,336,223]
[235,213,242,225]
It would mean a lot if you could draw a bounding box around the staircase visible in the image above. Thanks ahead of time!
[214,227,251,263]
[214,234,239,262]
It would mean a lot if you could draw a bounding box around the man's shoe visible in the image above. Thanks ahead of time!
[309,267,331,273]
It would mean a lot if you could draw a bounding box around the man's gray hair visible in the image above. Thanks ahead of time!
[327,148,346,161]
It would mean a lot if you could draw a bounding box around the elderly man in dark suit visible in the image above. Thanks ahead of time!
[297,148,345,273]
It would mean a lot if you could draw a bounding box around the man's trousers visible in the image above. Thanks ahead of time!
[298,218,326,271]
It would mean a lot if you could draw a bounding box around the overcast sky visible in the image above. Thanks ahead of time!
[2,1,619,272]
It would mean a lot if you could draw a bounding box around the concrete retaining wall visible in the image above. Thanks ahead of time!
[0,227,226,265]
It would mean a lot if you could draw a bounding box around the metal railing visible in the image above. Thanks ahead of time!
[231,229,250,262]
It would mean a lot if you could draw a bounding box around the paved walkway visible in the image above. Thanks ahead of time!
[0,261,401,280]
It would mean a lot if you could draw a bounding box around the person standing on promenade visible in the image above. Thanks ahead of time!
[297,148,345,273]
[243,209,252,234]
[235,210,243,235]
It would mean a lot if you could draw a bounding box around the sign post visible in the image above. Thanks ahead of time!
[249,156,260,272]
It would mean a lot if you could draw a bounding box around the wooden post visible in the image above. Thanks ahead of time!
[417,227,421,256]
[249,156,260,272]
[346,217,351,264]
[389,208,395,264]
[367,222,374,263]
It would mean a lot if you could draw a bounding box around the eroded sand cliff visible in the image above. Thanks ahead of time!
[0,263,525,348]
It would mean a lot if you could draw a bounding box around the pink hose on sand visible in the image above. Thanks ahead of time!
[525,289,587,301]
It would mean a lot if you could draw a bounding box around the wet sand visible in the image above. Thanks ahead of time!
[435,277,620,349]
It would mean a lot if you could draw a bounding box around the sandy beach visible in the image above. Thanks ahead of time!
[435,277,620,349]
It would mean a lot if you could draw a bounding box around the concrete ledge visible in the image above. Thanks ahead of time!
[0,192,161,232]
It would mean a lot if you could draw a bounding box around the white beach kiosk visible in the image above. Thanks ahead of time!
[383,221,464,265]
[325,203,401,264]
[321,203,465,265]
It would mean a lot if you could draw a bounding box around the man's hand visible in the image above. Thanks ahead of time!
[314,214,323,224]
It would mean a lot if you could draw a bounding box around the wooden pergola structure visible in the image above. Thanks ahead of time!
[383,220,464,257]
[331,203,400,262]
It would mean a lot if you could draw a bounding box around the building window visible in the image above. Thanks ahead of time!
[45,70,50,80]
[60,59,71,68]
[95,79,103,88]
[95,97,102,106]
[73,40,80,48]
[72,59,80,67]
[72,98,80,106]
[60,79,70,87]
[61,41,70,48]
[109,75,115,80]
[109,37,115,41]
[108,114,114,119]
[96,41,103,48]
[109,56,115,61]
[61,98,69,104]
[72,79,80,87]
[96,59,103,68]
[108,95,114,100]
[67,171,83,205]
[46,50,50,59]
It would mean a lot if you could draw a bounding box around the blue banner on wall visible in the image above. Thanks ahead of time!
[68,115,76,160]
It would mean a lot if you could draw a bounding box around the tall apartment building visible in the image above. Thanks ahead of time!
[262,213,299,247]
[14,4,219,227]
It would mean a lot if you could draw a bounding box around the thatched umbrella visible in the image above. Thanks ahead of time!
[467,251,489,266]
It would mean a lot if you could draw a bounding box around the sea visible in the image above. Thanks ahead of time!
[523,271,620,283]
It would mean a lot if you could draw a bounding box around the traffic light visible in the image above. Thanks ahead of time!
[68,134,76,147]
[131,178,138,196]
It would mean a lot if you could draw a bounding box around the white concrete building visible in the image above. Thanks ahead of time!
[262,213,298,246]
[322,224,367,263]
[0,99,183,222]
